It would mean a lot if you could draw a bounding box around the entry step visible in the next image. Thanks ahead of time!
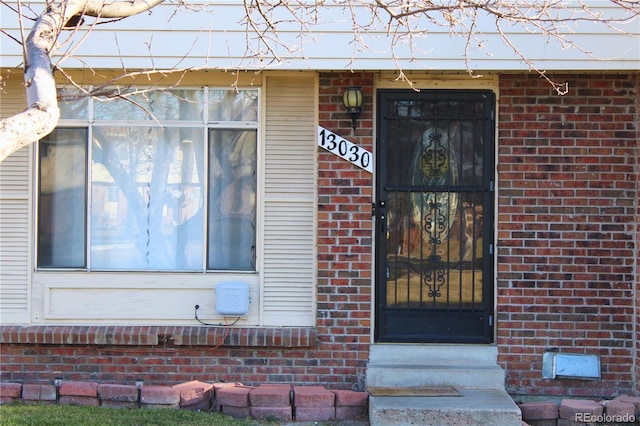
[369,388,522,426]
[368,343,498,366]
[366,364,506,390]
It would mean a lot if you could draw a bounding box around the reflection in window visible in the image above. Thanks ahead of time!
[208,90,258,122]
[37,88,258,272]
[208,130,256,270]
[91,127,205,270]
[38,129,87,268]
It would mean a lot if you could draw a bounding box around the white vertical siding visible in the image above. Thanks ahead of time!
[262,74,317,326]
[0,147,31,323]
[0,75,31,323]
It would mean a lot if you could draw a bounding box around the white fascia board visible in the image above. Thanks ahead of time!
[1,0,638,71]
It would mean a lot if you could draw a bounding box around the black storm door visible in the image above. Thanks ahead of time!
[375,90,495,343]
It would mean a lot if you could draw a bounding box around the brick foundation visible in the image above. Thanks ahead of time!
[0,325,362,388]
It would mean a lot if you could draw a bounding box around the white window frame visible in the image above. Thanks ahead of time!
[36,86,261,273]
[31,86,263,325]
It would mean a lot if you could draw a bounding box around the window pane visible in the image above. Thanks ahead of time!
[38,129,87,268]
[208,129,256,270]
[59,88,89,120]
[91,126,205,270]
[208,90,258,122]
[94,90,203,121]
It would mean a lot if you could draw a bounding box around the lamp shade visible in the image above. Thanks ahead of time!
[343,87,363,113]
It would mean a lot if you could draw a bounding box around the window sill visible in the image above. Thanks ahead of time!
[0,325,317,348]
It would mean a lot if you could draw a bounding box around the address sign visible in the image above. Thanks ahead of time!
[317,126,373,173]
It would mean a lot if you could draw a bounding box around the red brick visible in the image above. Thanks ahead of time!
[59,381,98,397]
[335,405,368,421]
[605,399,635,417]
[0,383,21,398]
[559,399,602,420]
[171,380,213,408]
[294,386,335,407]
[519,401,559,420]
[180,399,211,412]
[212,381,242,397]
[251,406,293,421]
[59,396,100,406]
[250,384,291,407]
[296,406,336,421]
[40,385,57,402]
[212,382,240,412]
[222,405,251,418]
[140,386,179,405]
[614,396,640,415]
[97,384,138,402]
[332,389,368,407]
[216,385,253,407]
[21,384,56,402]
[20,384,42,401]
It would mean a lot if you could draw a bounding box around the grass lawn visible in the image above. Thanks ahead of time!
[0,403,269,425]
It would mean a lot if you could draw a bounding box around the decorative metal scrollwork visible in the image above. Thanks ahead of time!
[411,127,459,299]
[420,131,449,180]
[422,254,446,297]
[411,127,459,245]
[424,200,448,245]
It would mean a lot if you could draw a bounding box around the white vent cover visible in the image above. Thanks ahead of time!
[542,352,600,380]
[215,282,249,316]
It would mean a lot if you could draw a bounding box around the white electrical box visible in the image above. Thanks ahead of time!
[215,282,249,316]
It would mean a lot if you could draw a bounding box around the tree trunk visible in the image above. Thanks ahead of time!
[0,0,163,163]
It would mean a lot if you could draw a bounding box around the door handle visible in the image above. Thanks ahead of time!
[377,201,386,232]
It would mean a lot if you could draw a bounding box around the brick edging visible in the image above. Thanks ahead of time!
[0,381,369,423]
[0,325,317,348]
[519,397,640,424]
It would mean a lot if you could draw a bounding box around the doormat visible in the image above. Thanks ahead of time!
[367,386,462,397]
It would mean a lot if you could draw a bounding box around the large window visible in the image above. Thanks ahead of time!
[38,88,258,272]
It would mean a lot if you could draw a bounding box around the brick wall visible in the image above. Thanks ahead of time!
[0,72,375,392]
[636,73,640,397]
[316,71,375,388]
[497,73,639,398]
[1,71,637,399]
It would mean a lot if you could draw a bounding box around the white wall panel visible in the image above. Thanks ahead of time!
[32,272,260,323]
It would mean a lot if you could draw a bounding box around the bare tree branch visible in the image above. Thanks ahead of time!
[1,0,638,161]
[0,0,164,162]
[240,1,638,86]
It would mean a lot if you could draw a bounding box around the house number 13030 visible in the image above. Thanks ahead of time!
[317,126,373,173]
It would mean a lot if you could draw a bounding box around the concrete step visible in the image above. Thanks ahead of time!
[368,344,498,366]
[368,388,522,426]
[366,344,506,390]
[365,364,506,390]
[365,344,520,424]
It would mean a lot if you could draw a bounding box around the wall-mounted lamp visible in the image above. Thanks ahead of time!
[343,87,363,132]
